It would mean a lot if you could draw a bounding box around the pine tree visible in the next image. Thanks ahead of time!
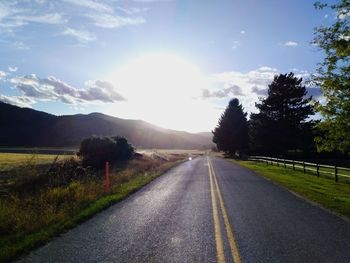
[250,73,315,155]
[313,0,350,153]
[212,98,248,157]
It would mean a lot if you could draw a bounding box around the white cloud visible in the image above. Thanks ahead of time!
[0,0,147,47]
[0,2,66,38]
[231,40,240,49]
[0,2,26,31]
[339,33,350,41]
[206,66,281,113]
[10,74,126,104]
[15,13,66,24]
[84,80,126,101]
[35,0,47,4]
[116,7,149,15]
[62,27,96,44]
[0,94,34,108]
[206,67,314,114]
[0,3,11,20]
[284,41,298,47]
[87,13,145,28]
[291,68,310,80]
[0,71,6,79]
[201,85,244,99]
[12,41,30,50]
[63,0,113,13]
[251,86,267,96]
[338,8,350,19]
[131,0,172,2]
[240,30,246,34]
[8,66,18,72]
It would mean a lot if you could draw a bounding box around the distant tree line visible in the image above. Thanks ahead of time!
[213,0,349,159]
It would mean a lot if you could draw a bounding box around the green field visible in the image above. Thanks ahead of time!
[0,153,74,172]
[253,159,350,183]
[236,160,350,220]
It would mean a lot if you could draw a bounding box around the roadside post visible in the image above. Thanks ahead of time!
[106,161,109,192]
[335,166,338,182]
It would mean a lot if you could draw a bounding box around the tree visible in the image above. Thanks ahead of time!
[250,73,315,155]
[212,98,248,157]
[78,136,134,168]
[312,0,350,154]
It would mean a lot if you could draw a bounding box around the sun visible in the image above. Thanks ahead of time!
[107,53,217,132]
[112,53,205,100]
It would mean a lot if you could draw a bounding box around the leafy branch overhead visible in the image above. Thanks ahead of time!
[313,0,350,153]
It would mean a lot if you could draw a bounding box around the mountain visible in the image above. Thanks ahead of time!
[0,102,213,149]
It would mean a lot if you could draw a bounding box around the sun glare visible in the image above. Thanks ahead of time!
[108,53,216,132]
[113,53,205,99]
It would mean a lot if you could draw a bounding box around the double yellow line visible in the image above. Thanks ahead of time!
[207,157,242,263]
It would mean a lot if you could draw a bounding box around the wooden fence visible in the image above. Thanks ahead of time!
[248,156,350,182]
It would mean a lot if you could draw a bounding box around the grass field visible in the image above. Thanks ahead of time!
[0,153,74,172]
[236,160,350,220]
[253,158,350,183]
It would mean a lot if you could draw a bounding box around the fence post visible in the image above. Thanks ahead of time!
[316,164,319,177]
[303,162,306,173]
[292,160,295,171]
[335,166,338,182]
[106,161,109,192]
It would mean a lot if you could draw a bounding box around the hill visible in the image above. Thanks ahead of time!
[0,102,213,149]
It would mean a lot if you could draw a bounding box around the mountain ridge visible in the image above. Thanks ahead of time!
[0,102,213,149]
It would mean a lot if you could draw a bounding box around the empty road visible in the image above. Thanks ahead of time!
[19,156,350,262]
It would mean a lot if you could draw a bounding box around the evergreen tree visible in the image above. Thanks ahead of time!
[250,73,315,155]
[212,98,248,157]
[312,0,350,154]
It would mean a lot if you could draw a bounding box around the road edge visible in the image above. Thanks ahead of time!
[228,158,350,225]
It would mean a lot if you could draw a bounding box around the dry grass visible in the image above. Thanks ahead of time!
[0,153,185,262]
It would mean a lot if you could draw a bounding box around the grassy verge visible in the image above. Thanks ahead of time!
[0,155,185,263]
[235,160,350,220]
[0,153,73,172]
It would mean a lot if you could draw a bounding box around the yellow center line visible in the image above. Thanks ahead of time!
[207,157,226,263]
[209,158,242,263]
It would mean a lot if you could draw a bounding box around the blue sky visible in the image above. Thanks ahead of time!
[0,0,334,132]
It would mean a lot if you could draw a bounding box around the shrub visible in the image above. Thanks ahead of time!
[78,136,134,168]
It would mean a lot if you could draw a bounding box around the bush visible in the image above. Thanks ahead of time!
[78,136,134,168]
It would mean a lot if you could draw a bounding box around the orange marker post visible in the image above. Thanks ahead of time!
[106,161,109,193]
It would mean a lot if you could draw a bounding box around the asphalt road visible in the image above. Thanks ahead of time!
[19,156,350,263]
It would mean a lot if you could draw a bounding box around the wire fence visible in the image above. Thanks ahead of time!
[248,156,350,183]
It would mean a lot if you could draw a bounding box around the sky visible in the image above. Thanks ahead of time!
[0,0,335,132]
